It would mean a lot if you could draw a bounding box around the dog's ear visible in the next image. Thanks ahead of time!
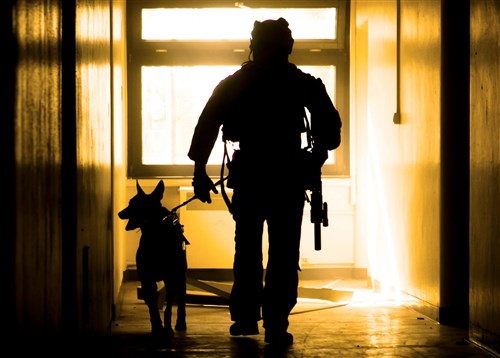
[136,180,146,196]
[151,180,165,199]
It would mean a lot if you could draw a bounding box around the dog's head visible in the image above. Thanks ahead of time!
[118,180,166,231]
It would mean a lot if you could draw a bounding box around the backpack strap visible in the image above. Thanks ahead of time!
[303,110,313,151]
[220,142,233,214]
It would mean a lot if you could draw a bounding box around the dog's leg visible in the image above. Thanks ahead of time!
[163,280,175,337]
[141,279,164,337]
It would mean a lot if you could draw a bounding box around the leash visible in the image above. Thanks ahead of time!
[172,142,235,214]
[219,142,233,214]
[171,175,229,213]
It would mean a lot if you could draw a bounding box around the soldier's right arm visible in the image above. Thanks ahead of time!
[187,80,229,164]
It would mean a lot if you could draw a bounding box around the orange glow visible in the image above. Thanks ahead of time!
[366,108,406,302]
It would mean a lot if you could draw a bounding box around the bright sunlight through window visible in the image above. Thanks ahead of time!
[127,3,348,177]
[142,65,336,165]
[142,8,337,40]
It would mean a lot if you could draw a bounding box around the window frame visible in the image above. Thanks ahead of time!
[126,0,350,178]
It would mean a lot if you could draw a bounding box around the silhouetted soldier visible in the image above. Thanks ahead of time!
[188,17,341,345]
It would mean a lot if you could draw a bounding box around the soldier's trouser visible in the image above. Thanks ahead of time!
[229,184,304,333]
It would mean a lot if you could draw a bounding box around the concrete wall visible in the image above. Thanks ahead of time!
[351,0,474,325]
[12,0,65,336]
[351,0,499,351]
[74,0,114,335]
[351,0,403,294]
[111,0,129,317]
[469,0,500,353]
[351,0,442,310]
[4,0,117,338]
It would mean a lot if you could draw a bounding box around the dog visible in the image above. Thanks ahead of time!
[118,180,189,339]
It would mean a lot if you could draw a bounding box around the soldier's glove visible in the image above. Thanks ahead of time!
[193,168,218,204]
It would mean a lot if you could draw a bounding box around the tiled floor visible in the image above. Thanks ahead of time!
[105,279,496,357]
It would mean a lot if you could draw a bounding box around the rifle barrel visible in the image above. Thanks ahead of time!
[314,222,321,251]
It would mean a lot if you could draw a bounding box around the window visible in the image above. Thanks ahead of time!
[127,0,350,178]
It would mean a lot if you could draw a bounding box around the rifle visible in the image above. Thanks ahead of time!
[302,111,329,250]
[309,169,328,251]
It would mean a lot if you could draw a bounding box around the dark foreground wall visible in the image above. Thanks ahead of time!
[2,0,114,338]
[469,0,500,354]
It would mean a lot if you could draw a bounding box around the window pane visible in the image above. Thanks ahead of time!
[142,65,336,166]
[142,8,337,40]
[142,66,238,165]
[302,66,336,103]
